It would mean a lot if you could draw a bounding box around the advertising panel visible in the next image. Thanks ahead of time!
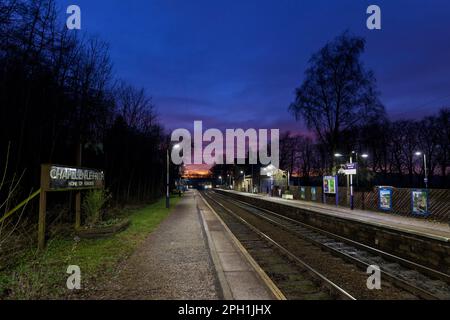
[323,176,337,194]
[300,187,306,200]
[311,187,317,201]
[411,189,429,216]
[378,187,393,211]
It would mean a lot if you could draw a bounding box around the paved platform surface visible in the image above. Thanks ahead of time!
[221,190,450,242]
[91,190,278,300]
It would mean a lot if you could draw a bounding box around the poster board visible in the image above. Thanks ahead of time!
[411,189,430,216]
[323,176,337,194]
[311,187,317,201]
[378,187,393,211]
[300,187,306,200]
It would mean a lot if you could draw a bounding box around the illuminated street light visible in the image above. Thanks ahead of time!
[167,144,182,209]
[334,152,368,210]
[333,151,369,210]
[414,151,428,188]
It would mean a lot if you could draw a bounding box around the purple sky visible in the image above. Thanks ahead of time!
[59,0,450,134]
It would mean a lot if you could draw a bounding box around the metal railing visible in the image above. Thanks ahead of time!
[0,189,41,224]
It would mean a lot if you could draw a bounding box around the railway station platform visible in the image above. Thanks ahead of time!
[92,190,282,300]
[220,189,450,241]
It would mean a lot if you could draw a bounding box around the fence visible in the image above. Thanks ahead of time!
[288,186,450,222]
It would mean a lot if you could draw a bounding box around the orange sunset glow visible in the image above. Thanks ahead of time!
[182,164,213,178]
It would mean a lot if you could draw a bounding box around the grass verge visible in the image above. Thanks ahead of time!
[0,195,182,299]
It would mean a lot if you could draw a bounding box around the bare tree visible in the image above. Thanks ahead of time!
[115,81,157,133]
[279,131,297,174]
[436,108,450,177]
[417,116,440,177]
[289,32,385,170]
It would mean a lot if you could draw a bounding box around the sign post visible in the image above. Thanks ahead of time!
[38,166,48,251]
[339,162,358,210]
[348,160,357,210]
[38,164,105,250]
[75,195,81,229]
[75,144,82,230]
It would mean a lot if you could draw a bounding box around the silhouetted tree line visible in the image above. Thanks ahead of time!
[280,108,450,188]
[0,0,168,214]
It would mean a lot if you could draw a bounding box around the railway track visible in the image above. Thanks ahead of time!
[202,190,450,300]
[201,191,355,300]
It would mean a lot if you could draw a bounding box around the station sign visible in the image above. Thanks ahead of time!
[41,164,104,191]
[343,163,358,175]
[38,164,105,250]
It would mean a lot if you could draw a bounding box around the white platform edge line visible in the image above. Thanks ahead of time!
[198,191,287,301]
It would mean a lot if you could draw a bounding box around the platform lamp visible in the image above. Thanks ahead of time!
[335,152,369,210]
[166,143,181,209]
[414,151,428,189]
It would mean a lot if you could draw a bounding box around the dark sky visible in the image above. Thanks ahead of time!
[59,0,450,134]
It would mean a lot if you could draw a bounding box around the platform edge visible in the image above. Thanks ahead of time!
[196,193,234,300]
[198,191,287,301]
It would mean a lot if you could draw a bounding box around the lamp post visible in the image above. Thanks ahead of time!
[335,152,369,210]
[349,153,354,210]
[251,164,254,193]
[166,144,181,209]
[414,151,428,189]
[264,165,276,197]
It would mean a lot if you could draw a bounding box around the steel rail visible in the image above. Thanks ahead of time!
[203,191,356,301]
